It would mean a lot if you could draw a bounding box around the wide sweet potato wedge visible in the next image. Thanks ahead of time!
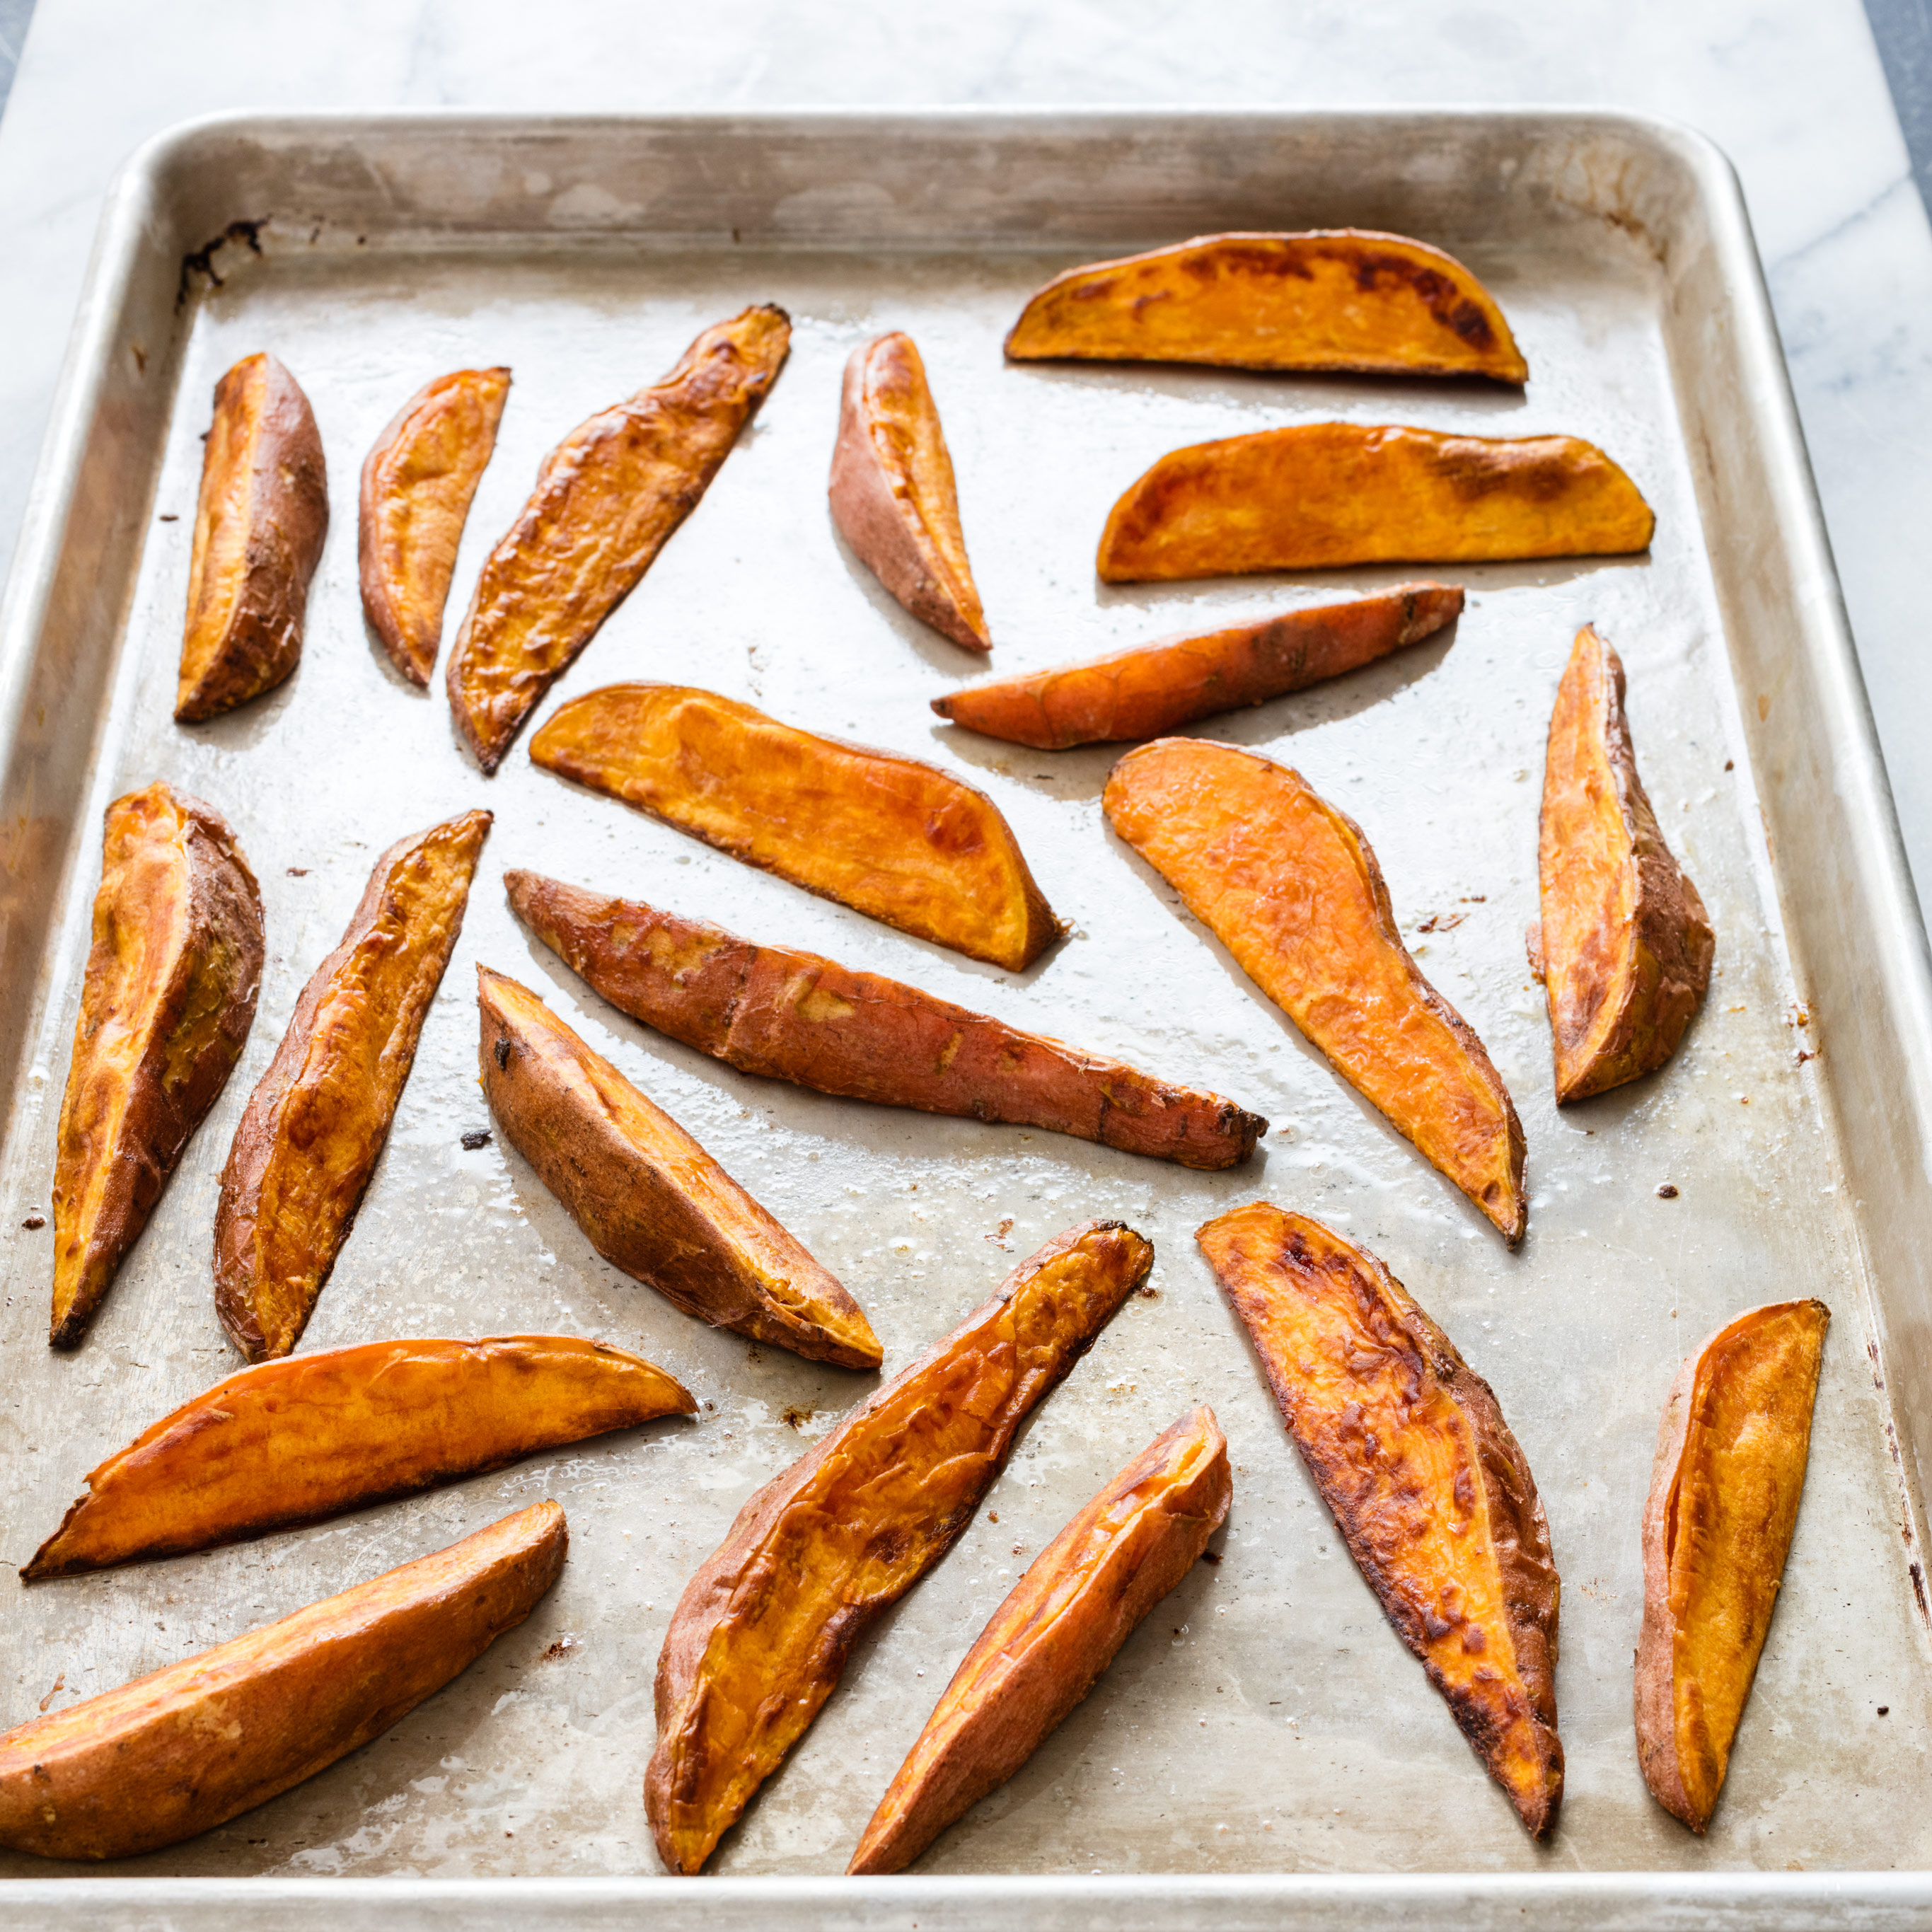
[1106,738,1525,1242]
[934,583,1462,750]
[214,809,491,1362]
[507,871,1265,1169]
[646,1218,1151,1874]
[359,366,512,684]
[176,352,329,722]
[51,782,263,1348]
[0,1500,565,1860]
[446,306,790,770]
[849,1404,1230,1875]
[830,331,989,650]
[1005,231,1527,383]
[1097,422,1653,583]
[1198,1205,1562,1836]
[1539,626,1714,1102]
[1634,1299,1829,1834]
[24,1336,688,1580]
[530,684,1063,971]
[478,966,879,1369]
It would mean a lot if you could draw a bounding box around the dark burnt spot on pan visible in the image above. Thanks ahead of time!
[461,1128,492,1151]
[177,218,269,308]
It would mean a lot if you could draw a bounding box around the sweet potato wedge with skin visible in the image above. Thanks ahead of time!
[1098,422,1653,583]
[646,1219,1150,1875]
[24,1336,688,1580]
[214,809,491,1363]
[1635,1300,1829,1834]
[0,1500,565,1860]
[1106,738,1525,1242]
[359,366,512,684]
[176,353,329,722]
[1540,626,1714,1102]
[830,332,989,651]
[507,871,1265,1169]
[446,306,790,771]
[51,783,262,1349]
[933,583,1463,750]
[478,966,879,1369]
[1198,1205,1562,1836]
[530,684,1063,971]
[849,1405,1230,1875]
[1005,231,1527,383]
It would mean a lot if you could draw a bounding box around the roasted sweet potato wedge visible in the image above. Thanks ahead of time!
[530,684,1063,971]
[1635,1299,1829,1834]
[176,352,329,722]
[25,1336,687,1580]
[1097,422,1653,583]
[478,966,879,1369]
[214,809,491,1362]
[830,331,989,651]
[850,1404,1230,1875]
[0,1500,564,1860]
[1198,1205,1562,1836]
[1106,738,1525,1242]
[507,871,1264,1169]
[934,583,1462,750]
[1539,626,1714,1102]
[51,783,262,1349]
[359,366,512,684]
[646,1218,1150,1874]
[446,306,790,770]
[1006,231,1527,383]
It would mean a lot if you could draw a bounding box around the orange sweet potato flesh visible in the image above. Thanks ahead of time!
[478,966,879,1370]
[51,783,262,1348]
[1106,738,1525,1242]
[0,1500,565,1860]
[1539,626,1714,1102]
[507,871,1264,1169]
[214,809,491,1363]
[177,352,329,722]
[849,1404,1230,1874]
[1005,231,1527,382]
[530,683,1063,971]
[829,331,989,650]
[1634,1300,1829,1834]
[23,1336,688,1580]
[446,306,790,770]
[359,366,511,685]
[934,583,1462,750]
[1098,422,1653,583]
[645,1219,1150,1874]
[1198,1205,1563,1836]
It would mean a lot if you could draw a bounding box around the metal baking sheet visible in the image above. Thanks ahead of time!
[1,109,1930,1926]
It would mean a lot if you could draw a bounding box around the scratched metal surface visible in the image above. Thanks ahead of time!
[0,114,1924,1905]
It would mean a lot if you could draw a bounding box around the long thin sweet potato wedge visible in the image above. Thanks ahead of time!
[933,583,1463,750]
[359,366,512,684]
[1098,422,1653,583]
[506,871,1265,1169]
[25,1336,688,1580]
[1198,1205,1562,1836]
[849,1405,1230,1874]
[1106,738,1525,1242]
[51,782,262,1348]
[1539,625,1713,1101]
[646,1219,1150,1874]
[478,966,879,1369]
[0,1500,565,1860]
[214,809,492,1362]
[530,683,1063,971]
[446,306,790,770]
[1005,231,1527,382]
[1635,1300,1829,1834]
